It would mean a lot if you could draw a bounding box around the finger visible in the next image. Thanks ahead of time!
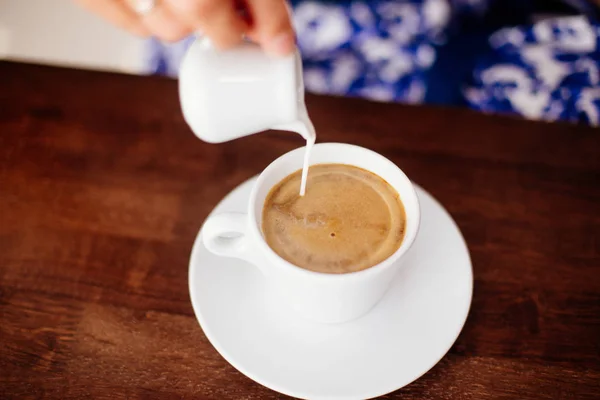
[135,1,193,42]
[246,0,295,56]
[169,0,246,49]
[73,0,150,37]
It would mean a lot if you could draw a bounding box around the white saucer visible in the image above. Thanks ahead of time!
[189,178,473,400]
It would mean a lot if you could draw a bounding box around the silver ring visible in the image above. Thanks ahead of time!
[130,0,157,16]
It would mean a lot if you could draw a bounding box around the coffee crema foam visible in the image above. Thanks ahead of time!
[262,164,406,274]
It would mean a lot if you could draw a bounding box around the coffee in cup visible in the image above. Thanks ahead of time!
[202,143,419,323]
[262,164,406,274]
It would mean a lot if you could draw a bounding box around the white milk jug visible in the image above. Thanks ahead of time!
[178,37,315,195]
[179,37,314,143]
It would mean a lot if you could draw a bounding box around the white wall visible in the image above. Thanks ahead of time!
[0,0,146,74]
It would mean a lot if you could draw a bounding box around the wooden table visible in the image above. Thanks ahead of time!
[1,61,598,399]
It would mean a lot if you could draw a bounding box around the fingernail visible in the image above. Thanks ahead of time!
[264,33,295,57]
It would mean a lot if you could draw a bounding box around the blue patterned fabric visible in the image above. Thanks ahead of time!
[145,36,194,77]
[145,0,600,126]
[293,0,451,102]
[465,16,600,125]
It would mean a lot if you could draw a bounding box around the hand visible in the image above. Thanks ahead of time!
[73,0,295,56]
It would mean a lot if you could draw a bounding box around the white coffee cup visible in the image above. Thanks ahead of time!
[179,37,308,143]
[202,143,421,323]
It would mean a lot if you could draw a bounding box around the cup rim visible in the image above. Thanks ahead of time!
[248,142,421,281]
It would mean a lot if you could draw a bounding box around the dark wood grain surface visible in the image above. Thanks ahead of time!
[0,61,599,399]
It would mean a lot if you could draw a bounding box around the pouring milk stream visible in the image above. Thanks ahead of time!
[179,37,316,195]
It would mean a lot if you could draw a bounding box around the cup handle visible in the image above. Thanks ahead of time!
[202,213,259,264]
